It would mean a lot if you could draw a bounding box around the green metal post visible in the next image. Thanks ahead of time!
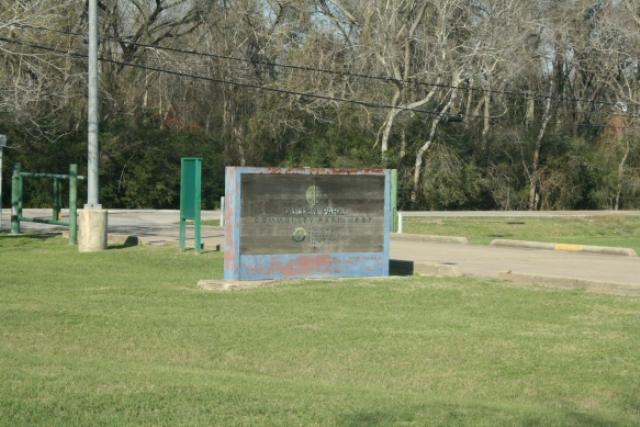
[391,169,398,232]
[179,170,186,251]
[194,160,202,253]
[10,163,22,234]
[68,164,78,245]
[179,157,202,252]
[53,178,61,221]
[179,218,186,251]
[195,216,202,254]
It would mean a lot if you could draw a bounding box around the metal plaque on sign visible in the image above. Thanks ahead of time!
[240,174,385,255]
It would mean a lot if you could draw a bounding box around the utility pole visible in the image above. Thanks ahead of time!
[0,134,6,231]
[87,0,99,208]
[79,0,108,251]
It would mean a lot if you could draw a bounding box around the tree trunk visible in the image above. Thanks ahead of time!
[411,74,462,204]
[233,126,246,166]
[528,85,554,210]
[482,89,490,147]
[378,83,440,162]
[379,88,402,157]
[615,139,631,211]
[525,91,534,129]
[464,77,474,130]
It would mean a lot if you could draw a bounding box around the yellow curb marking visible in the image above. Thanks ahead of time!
[554,243,585,252]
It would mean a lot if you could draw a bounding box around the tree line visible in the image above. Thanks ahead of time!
[1,0,639,210]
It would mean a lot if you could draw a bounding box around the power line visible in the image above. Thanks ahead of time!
[10,22,638,112]
[3,35,639,132]
[0,36,468,119]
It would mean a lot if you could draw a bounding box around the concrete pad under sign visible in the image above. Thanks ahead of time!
[414,262,462,278]
[198,279,277,291]
[197,270,416,292]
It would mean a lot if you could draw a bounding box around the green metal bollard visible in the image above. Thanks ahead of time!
[68,164,78,245]
[179,158,202,253]
[10,163,22,234]
[390,169,398,232]
[195,215,202,254]
[53,178,62,221]
[179,218,186,251]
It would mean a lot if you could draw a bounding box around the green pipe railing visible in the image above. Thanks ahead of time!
[11,163,83,244]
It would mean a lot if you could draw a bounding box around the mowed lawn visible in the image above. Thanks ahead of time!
[1,236,640,426]
[404,215,640,253]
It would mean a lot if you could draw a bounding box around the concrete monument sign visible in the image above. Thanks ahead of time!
[224,167,391,281]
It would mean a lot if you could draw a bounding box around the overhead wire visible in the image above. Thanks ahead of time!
[10,22,639,113]
[1,33,638,131]
[0,35,470,120]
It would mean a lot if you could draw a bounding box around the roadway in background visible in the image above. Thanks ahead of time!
[4,209,640,288]
[399,210,640,217]
[4,209,640,228]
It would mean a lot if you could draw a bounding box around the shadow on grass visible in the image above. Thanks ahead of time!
[389,259,414,276]
[107,236,141,250]
[180,246,221,255]
[337,403,626,427]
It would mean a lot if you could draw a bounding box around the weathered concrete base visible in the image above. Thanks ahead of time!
[415,262,462,277]
[491,239,637,257]
[78,208,108,252]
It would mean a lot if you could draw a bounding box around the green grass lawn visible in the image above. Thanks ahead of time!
[2,236,640,426]
[404,215,640,253]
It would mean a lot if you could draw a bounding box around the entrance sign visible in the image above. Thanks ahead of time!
[179,157,202,252]
[224,167,391,281]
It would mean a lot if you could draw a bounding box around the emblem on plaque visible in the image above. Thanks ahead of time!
[305,185,319,207]
[292,227,307,242]
[305,184,327,207]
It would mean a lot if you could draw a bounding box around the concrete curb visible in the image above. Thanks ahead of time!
[415,262,462,277]
[393,233,469,245]
[498,271,640,296]
[490,239,637,257]
[198,279,276,291]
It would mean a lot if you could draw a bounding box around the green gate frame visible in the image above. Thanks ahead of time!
[11,163,82,244]
[179,157,202,253]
